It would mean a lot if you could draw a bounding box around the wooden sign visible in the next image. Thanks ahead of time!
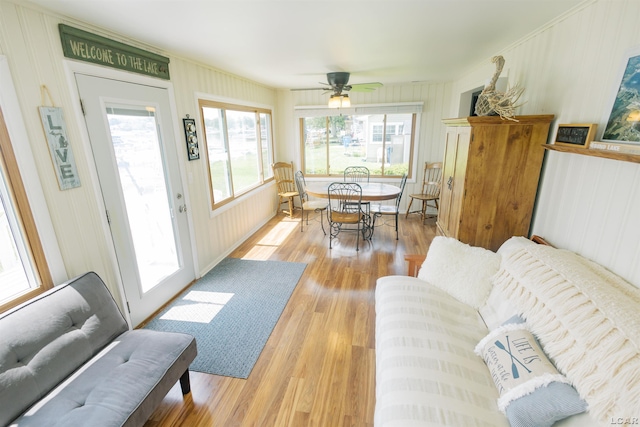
[58,24,170,80]
[590,141,640,155]
[39,107,81,190]
[554,123,597,148]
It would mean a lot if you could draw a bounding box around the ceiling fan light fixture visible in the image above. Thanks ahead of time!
[328,94,342,108]
[328,94,351,108]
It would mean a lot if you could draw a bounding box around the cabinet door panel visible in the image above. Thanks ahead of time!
[449,127,470,238]
[458,124,509,247]
[437,127,459,236]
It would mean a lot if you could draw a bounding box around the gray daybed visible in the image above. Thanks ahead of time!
[0,271,197,427]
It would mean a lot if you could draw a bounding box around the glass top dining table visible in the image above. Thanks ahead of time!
[304,182,401,201]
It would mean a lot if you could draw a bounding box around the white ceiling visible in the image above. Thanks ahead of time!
[25,0,587,89]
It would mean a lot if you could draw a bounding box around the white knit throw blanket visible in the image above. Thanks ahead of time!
[493,245,640,423]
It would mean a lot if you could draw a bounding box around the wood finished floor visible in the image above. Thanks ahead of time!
[144,212,437,427]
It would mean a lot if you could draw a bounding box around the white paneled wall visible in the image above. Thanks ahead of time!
[167,57,279,274]
[451,0,640,286]
[2,0,640,302]
[0,1,279,306]
[0,2,120,293]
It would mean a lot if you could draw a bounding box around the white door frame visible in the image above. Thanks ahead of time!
[63,60,199,327]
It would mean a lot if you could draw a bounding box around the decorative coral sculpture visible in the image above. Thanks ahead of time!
[474,55,525,121]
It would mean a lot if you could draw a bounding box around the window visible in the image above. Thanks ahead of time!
[0,107,52,312]
[199,100,274,209]
[299,107,419,178]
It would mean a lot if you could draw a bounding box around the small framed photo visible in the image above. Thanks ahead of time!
[554,123,597,149]
[183,117,200,161]
[602,46,640,145]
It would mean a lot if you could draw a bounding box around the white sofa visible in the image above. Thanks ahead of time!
[375,236,640,427]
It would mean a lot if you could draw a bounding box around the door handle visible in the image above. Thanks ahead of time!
[447,176,453,190]
[178,204,187,213]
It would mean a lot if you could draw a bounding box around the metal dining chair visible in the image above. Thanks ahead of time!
[343,166,370,182]
[371,174,408,240]
[327,182,366,251]
[294,171,327,234]
[343,166,370,213]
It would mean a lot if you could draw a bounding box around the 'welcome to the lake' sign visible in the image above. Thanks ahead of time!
[58,24,170,80]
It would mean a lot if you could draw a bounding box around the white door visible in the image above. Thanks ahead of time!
[76,74,194,326]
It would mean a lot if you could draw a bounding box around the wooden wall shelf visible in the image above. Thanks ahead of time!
[543,144,640,164]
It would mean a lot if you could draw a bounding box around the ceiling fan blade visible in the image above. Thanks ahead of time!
[291,74,381,93]
[290,87,327,91]
[349,82,383,92]
[290,82,333,92]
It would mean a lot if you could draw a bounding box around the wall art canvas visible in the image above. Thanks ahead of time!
[602,48,640,144]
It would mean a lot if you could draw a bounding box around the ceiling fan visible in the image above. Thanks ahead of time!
[292,72,383,108]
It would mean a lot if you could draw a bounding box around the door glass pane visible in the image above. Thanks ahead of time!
[0,170,36,303]
[106,104,179,293]
[226,110,259,193]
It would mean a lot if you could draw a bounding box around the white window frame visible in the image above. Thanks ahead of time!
[295,102,423,179]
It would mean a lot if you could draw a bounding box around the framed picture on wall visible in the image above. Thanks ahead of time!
[554,123,597,148]
[602,46,640,145]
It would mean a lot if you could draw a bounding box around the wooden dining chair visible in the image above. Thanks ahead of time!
[327,182,365,251]
[371,174,408,240]
[294,171,327,234]
[406,162,442,222]
[271,162,299,218]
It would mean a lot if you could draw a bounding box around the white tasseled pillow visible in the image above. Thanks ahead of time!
[418,236,501,309]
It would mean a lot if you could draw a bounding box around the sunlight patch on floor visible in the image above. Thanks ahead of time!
[242,217,299,260]
[159,291,234,323]
[184,290,234,304]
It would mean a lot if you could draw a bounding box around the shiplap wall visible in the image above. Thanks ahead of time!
[451,0,640,286]
[2,0,639,303]
[282,81,452,212]
[168,58,279,274]
[0,1,279,304]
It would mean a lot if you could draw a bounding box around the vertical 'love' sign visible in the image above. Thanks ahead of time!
[39,106,81,190]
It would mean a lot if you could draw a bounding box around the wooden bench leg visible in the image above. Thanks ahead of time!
[179,369,191,395]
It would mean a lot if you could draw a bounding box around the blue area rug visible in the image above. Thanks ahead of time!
[144,257,306,378]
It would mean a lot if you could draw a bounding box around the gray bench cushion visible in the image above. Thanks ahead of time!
[10,329,196,427]
[1,272,129,426]
[0,271,197,427]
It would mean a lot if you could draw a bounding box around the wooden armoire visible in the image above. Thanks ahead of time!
[437,115,554,251]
